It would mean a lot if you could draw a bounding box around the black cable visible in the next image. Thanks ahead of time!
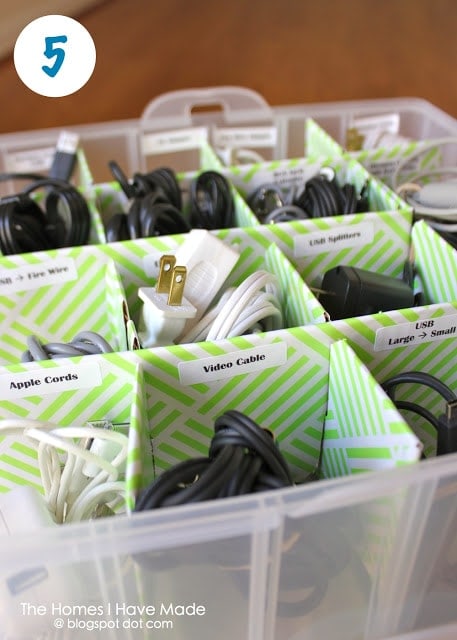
[0,175,91,254]
[381,372,457,456]
[106,161,189,240]
[189,170,235,229]
[134,410,293,512]
[247,171,369,224]
[382,372,456,403]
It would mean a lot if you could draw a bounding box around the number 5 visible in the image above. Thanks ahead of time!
[42,35,68,78]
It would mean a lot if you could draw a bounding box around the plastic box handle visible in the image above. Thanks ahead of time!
[140,86,273,131]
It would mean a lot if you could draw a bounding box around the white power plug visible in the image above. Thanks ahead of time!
[173,229,239,327]
[138,255,197,348]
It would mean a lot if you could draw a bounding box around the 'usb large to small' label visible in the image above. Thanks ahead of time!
[0,257,77,294]
[178,342,287,385]
[0,362,103,400]
[294,221,375,257]
[374,314,457,351]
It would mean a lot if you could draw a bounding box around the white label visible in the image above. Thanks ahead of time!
[350,113,400,136]
[294,222,375,257]
[374,314,457,351]
[5,147,55,173]
[237,161,322,194]
[0,362,103,399]
[0,257,78,294]
[141,127,208,155]
[178,342,287,385]
[213,126,278,149]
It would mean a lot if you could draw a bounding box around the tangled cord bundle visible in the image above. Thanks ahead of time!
[134,410,293,511]
[106,162,234,240]
[0,419,128,523]
[247,170,369,224]
[21,331,114,362]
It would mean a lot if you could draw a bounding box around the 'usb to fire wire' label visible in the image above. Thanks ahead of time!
[374,314,457,351]
[294,222,375,257]
[0,362,103,399]
[0,257,78,294]
[178,342,287,385]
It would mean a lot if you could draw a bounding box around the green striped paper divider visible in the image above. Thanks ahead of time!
[318,300,457,456]
[0,255,128,365]
[412,220,457,304]
[324,339,421,478]
[239,208,413,289]
[0,324,421,500]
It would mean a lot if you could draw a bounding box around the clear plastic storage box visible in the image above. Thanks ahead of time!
[0,88,456,640]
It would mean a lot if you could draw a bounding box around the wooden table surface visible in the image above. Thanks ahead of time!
[0,0,455,134]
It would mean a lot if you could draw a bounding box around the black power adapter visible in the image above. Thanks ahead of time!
[319,265,416,320]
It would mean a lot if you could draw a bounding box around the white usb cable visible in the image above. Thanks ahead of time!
[0,419,128,524]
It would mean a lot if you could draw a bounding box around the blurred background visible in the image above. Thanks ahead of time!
[0,0,455,134]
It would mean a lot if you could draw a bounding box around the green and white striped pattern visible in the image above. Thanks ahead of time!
[0,255,128,364]
[0,324,422,499]
[319,301,457,455]
[134,328,333,481]
[323,339,420,477]
[350,141,442,188]
[126,363,152,512]
[412,220,457,304]
[243,208,413,288]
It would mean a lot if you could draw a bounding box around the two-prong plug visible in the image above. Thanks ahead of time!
[138,255,197,348]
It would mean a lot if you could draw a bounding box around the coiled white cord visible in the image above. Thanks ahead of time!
[0,419,128,523]
[179,270,282,343]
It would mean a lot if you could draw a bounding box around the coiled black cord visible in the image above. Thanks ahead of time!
[133,410,370,619]
[106,163,235,240]
[248,170,369,224]
[0,174,91,254]
[21,332,114,362]
[381,371,457,456]
[134,410,293,512]
[189,170,235,229]
[106,162,190,240]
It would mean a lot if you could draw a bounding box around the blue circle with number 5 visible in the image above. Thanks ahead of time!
[14,15,96,97]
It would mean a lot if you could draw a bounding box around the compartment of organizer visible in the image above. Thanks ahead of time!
[83,164,258,244]
[305,111,457,187]
[0,253,129,364]
[315,221,457,457]
[0,149,105,252]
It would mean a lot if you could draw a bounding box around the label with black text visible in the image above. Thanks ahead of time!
[237,161,321,193]
[5,147,55,173]
[294,221,375,257]
[0,257,78,293]
[178,342,287,385]
[374,314,457,351]
[213,126,277,149]
[0,362,103,399]
[141,127,208,155]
